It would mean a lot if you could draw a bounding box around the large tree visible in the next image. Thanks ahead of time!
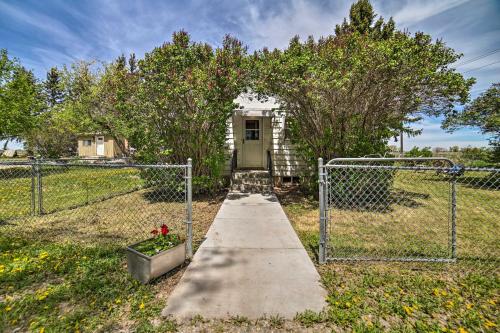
[0,49,43,149]
[252,0,474,168]
[442,83,499,162]
[136,31,248,190]
[83,55,141,155]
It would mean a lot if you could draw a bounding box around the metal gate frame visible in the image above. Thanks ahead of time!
[318,157,459,264]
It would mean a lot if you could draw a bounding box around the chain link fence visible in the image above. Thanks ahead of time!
[318,158,499,264]
[0,158,193,256]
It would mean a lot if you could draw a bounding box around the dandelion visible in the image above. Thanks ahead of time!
[458,327,468,333]
[466,303,473,310]
[40,328,45,333]
[36,290,50,301]
[0,264,5,273]
[441,290,448,296]
[445,300,454,309]
[5,306,12,312]
[403,305,413,316]
[115,299,121,304]
[433,288,440,297]
[38,252,49,260]
[139,302,145,310]
[484,320,497,328]
[12,267,23,273]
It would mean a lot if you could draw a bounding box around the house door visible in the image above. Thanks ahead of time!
[96,136,105,156]
[242,118,263,168]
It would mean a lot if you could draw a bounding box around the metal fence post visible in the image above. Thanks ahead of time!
[186,158,193,259]
[31,159,36,216]
[319,158,327,264]
[36,157,44,215]
[451,178,457,259]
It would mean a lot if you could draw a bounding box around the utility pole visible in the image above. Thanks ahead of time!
[400,131,404,157]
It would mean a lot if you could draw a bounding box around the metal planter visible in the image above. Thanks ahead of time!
[126,241,186,284]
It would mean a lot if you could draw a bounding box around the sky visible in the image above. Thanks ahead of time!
[1,0,499,150]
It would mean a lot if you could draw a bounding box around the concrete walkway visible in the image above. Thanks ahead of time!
[162,191,326,319]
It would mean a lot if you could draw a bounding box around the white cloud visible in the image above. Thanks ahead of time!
[240,0,349,49]
[390,0,470,26]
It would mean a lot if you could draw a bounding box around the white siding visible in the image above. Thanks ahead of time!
[271,112,307,176]
[223,117,234,176]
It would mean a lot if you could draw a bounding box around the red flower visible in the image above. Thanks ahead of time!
[151,229,159,236]
[161,224,169,236]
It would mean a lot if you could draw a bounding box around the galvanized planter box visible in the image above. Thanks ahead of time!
[126,240,186,284]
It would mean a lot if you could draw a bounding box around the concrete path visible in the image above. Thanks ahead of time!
[162,191,326,319]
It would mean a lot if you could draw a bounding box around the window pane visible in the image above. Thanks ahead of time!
[245,129,259,140]
[245,120,259,130]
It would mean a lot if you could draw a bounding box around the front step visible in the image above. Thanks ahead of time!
[231,170,273,193]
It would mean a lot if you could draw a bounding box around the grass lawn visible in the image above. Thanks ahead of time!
[0,166,144,221]
[0,164,225,332]
[1,167,498,332]
[276,170,499,332]
[0,192,223,332]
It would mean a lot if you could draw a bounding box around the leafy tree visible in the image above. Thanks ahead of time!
[0,49,43,149]
[404,146,433,158]
[137,31,248,191]
[443,83,499,162]
[83,56,140,155]
[252,0,473,176]
[24,66,82,157]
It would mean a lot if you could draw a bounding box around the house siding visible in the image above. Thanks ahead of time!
[77,135,128,158]
[271,112,307,177]
[223,110,306,179]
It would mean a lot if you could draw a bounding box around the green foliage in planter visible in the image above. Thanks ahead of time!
[132,234,182,257]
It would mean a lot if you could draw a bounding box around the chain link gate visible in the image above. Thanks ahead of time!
[318,157,467,264]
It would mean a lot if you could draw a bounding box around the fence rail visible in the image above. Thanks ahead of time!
[318,157,499,264]
[0,158,193,257]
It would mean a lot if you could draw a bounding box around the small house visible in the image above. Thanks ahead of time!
[224,93,306,185]
[77,134,129,158]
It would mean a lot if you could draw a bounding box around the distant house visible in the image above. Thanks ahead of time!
[223,93,306,184]
[77,134,128,158]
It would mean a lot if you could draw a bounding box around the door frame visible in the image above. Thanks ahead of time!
[96,135,105,156]
[241,117,264,168]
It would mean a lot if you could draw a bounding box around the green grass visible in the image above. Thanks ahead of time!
[324,170,499,260]
[0,166,143,221]
[0,236,178,332]
[278,170,500,332]
[0,166,222,332]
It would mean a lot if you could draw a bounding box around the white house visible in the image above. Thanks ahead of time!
[224,93,306,184]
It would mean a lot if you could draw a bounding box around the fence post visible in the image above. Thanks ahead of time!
[451,178,457,259]
[36,157,44,215]
[186,158,193,259]
[30,158,36,216]
[319,158,327,264]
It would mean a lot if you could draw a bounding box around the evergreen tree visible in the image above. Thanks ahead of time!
[44,67,64,107]
[128,53,137,73]
[116,54,126,71]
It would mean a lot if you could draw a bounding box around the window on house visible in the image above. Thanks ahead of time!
[245,120,260,140]
[83,139,92,146]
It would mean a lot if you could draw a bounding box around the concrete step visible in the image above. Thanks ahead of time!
[230,184,273,193]
[232,170,270,180]
[231,179,272,186]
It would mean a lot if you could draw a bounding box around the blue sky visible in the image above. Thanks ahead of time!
[1,0,499,150]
